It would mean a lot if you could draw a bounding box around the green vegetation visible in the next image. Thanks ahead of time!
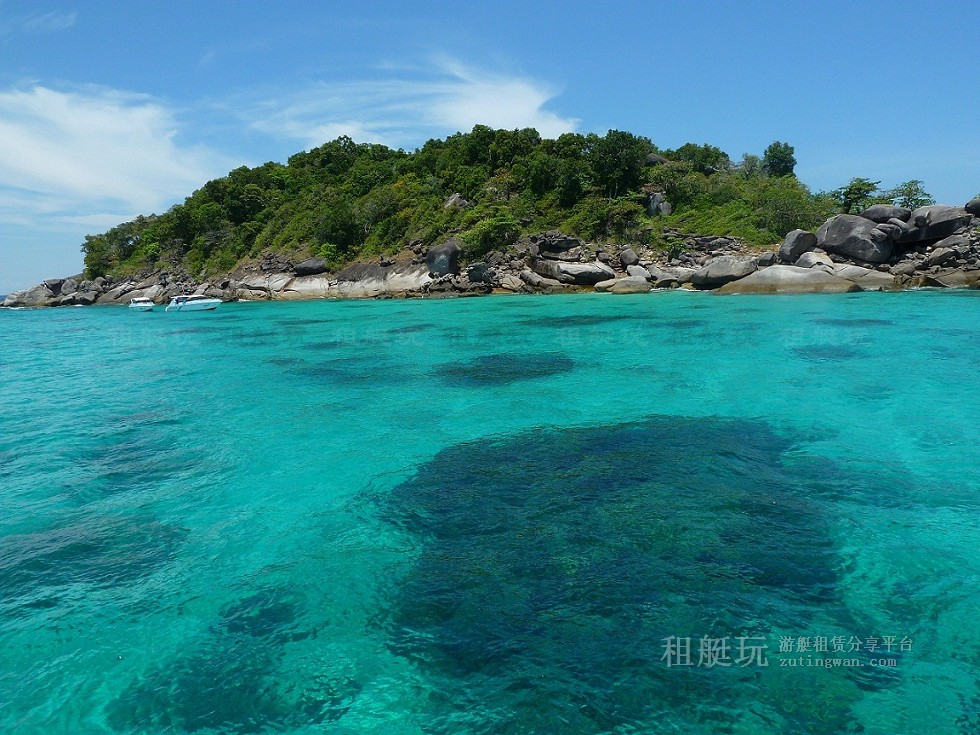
[80,126,918,280]
[831,177,936,214]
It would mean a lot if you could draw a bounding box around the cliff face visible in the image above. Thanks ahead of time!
[4,200,980,307]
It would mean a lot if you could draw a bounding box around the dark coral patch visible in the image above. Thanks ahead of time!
[378,416,864,732]
[436,352,574,387]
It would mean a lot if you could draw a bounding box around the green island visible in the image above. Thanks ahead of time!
[4,126,979,306]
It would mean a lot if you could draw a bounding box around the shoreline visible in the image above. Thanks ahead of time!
[5,203,980,308]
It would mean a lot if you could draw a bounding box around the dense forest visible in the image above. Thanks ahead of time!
[81,126,934,279]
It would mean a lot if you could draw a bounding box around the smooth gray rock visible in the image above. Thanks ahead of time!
[966,198,980,216]
[3,284,56,307]
[645,264,667,281]
[833,265,898,290]
[690,256,758,289]
[520,269,563,289]
[873,222,904,240]
[73,290,100,305]
[43,278,65,295]
[923,247,956,267]
[859,204,912,223]
[60,278,79,295]
[532,259,617,285]
[816,214,892,263]
[620,248,639,268]
[796,251,834,269]
[626,264,651,280]
[293,257,329,276]
[714,265,862,294]
[779,229,817,263]
[426,239,463,276]
[594,278,619,292]
[932,233,970,252]
[900,206,973,244]
[756,251,777,267]
[664,266,696,284]
[889,261,918,276]
[886,217,912,235]
[609,276,652,294]
[498,274,525,292]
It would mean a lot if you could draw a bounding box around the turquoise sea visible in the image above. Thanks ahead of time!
[1,291,979,734]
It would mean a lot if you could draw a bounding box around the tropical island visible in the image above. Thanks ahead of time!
[4,126,979,307]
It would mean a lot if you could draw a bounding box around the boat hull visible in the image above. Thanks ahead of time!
[165,298,221,312]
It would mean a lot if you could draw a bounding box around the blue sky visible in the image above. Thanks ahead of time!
[1,0,977,293]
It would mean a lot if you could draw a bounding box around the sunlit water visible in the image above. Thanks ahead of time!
[1,290,978,734]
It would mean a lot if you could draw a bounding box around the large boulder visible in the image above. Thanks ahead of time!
[859,204,912,223]
[609,276,652,294]
[899,206,973,244]
[664,266,696,284]
[293,257,329,276]
[714,265,862,294]
[796,251,834,269]
[531,258,617,285]
[425,239,463,276]
[72,290,100,306]
[965,198,980,217]
[816,214,892,263]
[619,248,639,268]
[689,256,758,289]
[832,265,899,291]
[626,265,651,280]
[778,229,817,263]
[2,284,57,307]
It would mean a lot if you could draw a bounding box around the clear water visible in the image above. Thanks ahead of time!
[1,291,978,734]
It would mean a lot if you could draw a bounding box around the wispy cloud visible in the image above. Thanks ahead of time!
[0,84,237,230]
[239,58,579,150]
[20,10,77,32]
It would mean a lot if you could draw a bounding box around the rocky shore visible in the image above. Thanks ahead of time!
[5,200,980,308]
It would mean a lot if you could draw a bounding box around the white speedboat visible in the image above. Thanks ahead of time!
[129,297,155,312]
[165,294,222,312]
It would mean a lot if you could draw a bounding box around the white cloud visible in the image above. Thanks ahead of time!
[241,59,579,150]
[21,10,77,32]
[0,84,236,226]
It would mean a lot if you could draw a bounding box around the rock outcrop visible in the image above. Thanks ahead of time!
[714,265,862,294]
[816,215,892,263]
[778,229,817,263]
[690,256,757,289]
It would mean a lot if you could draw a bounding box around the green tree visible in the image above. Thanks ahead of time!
[885,180,935,209]
[737,153,762,178]
[671,143,731,175]
[832,177,881,213]
[762,141,796,177]
[587,130,653,198]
